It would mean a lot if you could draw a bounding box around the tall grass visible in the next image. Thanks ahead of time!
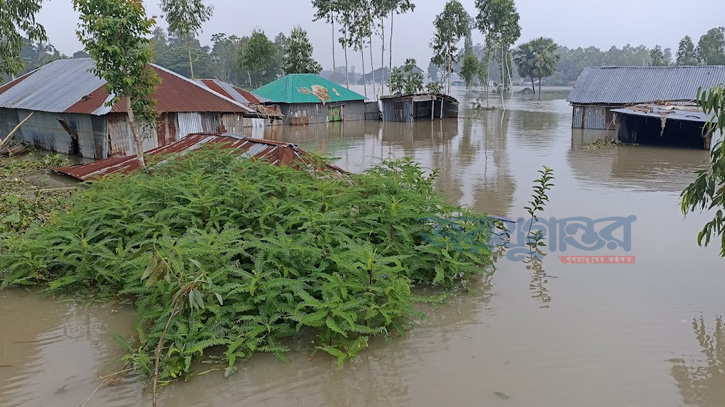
[0,150,494,381]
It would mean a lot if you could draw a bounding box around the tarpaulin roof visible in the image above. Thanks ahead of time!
[253,74,366,104]
[55,133,347,181]
[0,58,256,115]
[567,66,725,105]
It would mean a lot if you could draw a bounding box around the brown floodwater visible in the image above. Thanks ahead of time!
[2,89,725,407]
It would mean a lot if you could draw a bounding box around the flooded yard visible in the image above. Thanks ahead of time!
[1,89,724,407]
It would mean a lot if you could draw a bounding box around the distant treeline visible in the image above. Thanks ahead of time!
[4,26,723,89]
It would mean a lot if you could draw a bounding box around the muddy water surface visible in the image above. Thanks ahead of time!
[2,89,724,407]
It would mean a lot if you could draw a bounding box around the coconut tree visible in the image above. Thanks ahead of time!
[513,37,559,97]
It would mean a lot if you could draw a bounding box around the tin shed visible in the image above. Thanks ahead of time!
[0,58,262,159]
[252,74,366,125]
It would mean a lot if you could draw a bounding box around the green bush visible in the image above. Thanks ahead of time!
[0,150,494,381]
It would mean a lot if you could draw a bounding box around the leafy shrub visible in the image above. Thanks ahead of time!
[0,154,73,236]
[0,150,494,380]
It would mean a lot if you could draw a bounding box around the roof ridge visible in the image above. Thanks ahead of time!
[151,64,255,113]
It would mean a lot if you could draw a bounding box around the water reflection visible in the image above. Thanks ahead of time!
[272,114,517,217]
[0,291,137,407]
[568,142,710,193]
[158,282,493,407]
[670,316,725,406]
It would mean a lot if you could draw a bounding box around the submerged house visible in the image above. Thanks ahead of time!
[568,66,725,130]
[197,78,284,125]
[613,103,716,149]
[252,74,366,125]
[379,93,459,122]
[0,58,263,159]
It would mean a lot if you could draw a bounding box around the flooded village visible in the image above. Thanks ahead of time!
[1,1,725,407]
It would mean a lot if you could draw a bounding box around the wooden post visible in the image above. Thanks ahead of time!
[440,97,444,119]
[431,97,435,121]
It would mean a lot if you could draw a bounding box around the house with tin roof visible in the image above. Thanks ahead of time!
[567,65,725,130]
[0,58,264,159]
[253,74,366,125]
[197,78,284,123]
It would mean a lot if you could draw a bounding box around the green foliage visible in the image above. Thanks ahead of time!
[698,27,725,66]
[74,0,160,127]
[0,151,494,380]
[160,0,214,78]
[0,0,46,77]
[650,45,669,66]
[677,35,699,65]
[390,58,423,95]
[512,37,559,96]
[460,52,479,89]
[430,0,471,93]
[238,29,278,88]
[425,81,443,94]
[524,166,554,259]
[0,154,73,237]
[682,85,725,256]
[283,26,322,75]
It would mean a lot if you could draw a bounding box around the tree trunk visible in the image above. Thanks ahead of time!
[380,17,385,95]
[447,41,452,95]
[389,11,394,91]
[361,46,367,98]
[343,26,350,88]
[248,71,252,88]
[369,36,376,99]
[485,39,491,108]
[531,75,535,94]
[332,18,337,83]
[500,46,505,110]
[126,96,145,168]
[187,36,195,78]
[538,75,542,99]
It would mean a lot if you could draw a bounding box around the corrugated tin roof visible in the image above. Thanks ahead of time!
[0,58,256,115]
[612,104,715,123]
[198,79,270,104]
[567,66,725,105]
[253,74,366,104]
[54,133,347,181]
[0,58,106,113]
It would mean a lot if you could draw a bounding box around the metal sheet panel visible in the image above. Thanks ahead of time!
[568,66,725,105]
[55,133,347,181]
[0,59,106,113]
[177,113,204,139]
[583,106,606,130]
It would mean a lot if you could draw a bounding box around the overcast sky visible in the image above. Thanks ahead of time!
[38,0,725,69]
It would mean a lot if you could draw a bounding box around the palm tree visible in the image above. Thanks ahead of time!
[513,37,559,99]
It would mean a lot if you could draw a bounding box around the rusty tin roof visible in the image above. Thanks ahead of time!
[0,59,256,115]
[55,133,346,181]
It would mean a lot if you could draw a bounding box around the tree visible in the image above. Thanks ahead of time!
[427,60,440,82]
[513,37,559,98]
[210,33,245,85]
[74,0,159,167]
[650,45,669,66]
[283,26,322,74]
[430,0,471,94]
[0,0,46,78]
[389,58,422,95]
[383,0,415,89]
[698,27,725,66]
[238,29,277,88]
[681,85,725,256]
[160,0,213,79]
[475,0,519,109]
[460,52,479,88]
[676,35,699,65]
[312,0,339,82]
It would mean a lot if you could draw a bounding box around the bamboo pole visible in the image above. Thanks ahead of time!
[0,112,35,150]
